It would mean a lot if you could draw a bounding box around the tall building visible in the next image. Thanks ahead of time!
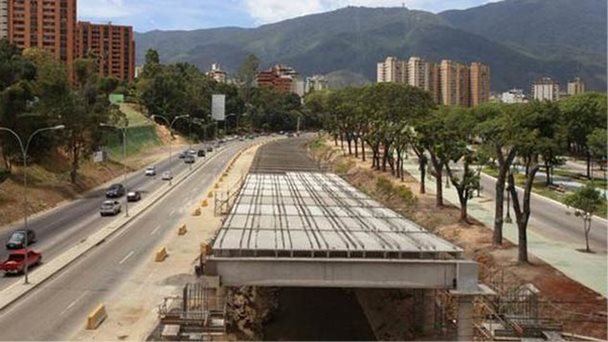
[428,63,441,104]
[377,57,408,83]
[567,77,585,96]
[470,62,491,106]
[7,0,77,73]
[440,60,458,106]
[532,77,560,101]
[207,63,227,83]
[0,0,7,39]
[456,63,471,107]
[76,22,135,82]
[408,57,430,90]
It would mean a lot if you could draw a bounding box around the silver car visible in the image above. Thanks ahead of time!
[100,200,121,216]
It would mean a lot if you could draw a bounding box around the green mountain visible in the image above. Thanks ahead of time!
[135,2,607,91]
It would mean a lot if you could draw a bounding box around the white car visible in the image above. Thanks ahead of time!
[145,166,156,176]
[100,200,121,216]
[161,171,173,181]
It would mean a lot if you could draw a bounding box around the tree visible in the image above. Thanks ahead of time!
[587,128,607,173]
[560,93,607,178]
[475,103,520,245]
[564,182,605,253]
[507,101,561,263]
[237,54,259,105]
[142,49,161,79]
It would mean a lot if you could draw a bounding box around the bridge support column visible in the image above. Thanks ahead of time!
[456,295,474,341]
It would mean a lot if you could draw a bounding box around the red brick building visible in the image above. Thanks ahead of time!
[7,0,77,75]
[76,22,135,82]
[256,65,298,93]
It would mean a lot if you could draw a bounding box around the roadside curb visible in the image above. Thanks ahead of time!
[480,173,608,224]
[0,142,244,311]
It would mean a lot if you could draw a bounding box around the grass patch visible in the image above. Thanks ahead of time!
[309,137,327,151]
[102,104,161,160]
[334,159,355,175]
[119,103,154,127]
[375,176,417,207]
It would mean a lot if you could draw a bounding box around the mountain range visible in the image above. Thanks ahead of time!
[134,0,607,92]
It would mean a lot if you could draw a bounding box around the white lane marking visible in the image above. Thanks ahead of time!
[59,292,88,316]
[151,224,161,235]
[118,250,135,265]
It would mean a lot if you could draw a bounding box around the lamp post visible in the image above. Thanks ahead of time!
[150,114,190,184]
[0,124,65,284]
[100,123,130,217]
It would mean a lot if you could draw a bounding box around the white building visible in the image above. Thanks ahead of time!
[501,89,527,103]
[208,63,227,83]
[377,57,408,83]
[305,75,329,93]
[532,77,560,101]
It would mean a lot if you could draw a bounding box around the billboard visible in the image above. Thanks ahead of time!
[212,94,226,121]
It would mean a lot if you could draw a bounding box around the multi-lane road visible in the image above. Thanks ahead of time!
[0,139,254,340]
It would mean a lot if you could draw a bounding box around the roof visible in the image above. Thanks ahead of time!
[212,172,463,259]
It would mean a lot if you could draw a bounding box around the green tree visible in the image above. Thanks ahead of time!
[237,54,259,106]
[587,128,607,173]
[142,49,161,79]
[565,182,605,253]
[560,92,607,178]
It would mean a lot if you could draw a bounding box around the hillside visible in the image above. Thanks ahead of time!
[135,2,607,91]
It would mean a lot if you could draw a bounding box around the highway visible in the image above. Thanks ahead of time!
[0,139,254,340]
[0,142,221,292]
[479,174,608,253]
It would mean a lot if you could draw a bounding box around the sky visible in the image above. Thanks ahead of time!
[79,0,501,33]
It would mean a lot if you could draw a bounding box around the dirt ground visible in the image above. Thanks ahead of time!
[0,126,187,229]
[309,138,607,340]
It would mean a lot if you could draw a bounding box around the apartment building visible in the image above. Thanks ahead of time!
[532,77,560,101]
[470,62,491,106]
[76,21,135,82]
[7,0,77,72]
[501,89,527,103]
[376,56,490,107]
[207,63,227,83]
[257,64,299,94]
[377,57,408,83]
[0,0,7,39]
[567,77,585,96]
[305,75,329,93]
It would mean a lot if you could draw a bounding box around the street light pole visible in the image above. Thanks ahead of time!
[151,114,190,184]
[100,124,129,217]
[0,125,65,285]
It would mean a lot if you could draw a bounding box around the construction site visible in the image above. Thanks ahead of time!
[151,136,607,341]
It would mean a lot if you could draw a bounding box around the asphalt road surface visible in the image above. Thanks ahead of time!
[0,139,252,340]
[479,173,608,253]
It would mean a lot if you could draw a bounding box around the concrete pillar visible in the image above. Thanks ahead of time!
[457,295,474,341]
[413,289,436,336]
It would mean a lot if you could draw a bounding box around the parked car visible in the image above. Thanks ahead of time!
[161,171,173,181]
[0,249,41,274]
[5,230,36,250]
[127,191,141,202]
[197,149,206,157]
[105,184,125,198]
[100,200,121,216]
[145,166,156,176]
[184,155,195,164]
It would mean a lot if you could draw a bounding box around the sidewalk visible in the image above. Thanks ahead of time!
[403,158,607,297]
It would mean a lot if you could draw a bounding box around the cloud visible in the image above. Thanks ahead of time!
[243,0,492,24]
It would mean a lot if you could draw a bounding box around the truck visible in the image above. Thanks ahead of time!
[0,249,41,274]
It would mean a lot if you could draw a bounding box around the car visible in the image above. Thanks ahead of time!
[145,166,156,176]
[5,230,36,250]
[0,249,41,274]
[206,146,213,152]
[238,136,245,141]
[127,191,141,202]
[178,151,187,159]
[184,155,195,164]
[197,150,206,157]
[100,200,121,216]
[105,184,125,198]
[161,171,173,181]
[187,149,197,156]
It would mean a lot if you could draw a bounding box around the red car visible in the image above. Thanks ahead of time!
[0,249,41,274]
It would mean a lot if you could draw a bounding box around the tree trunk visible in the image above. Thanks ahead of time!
[494,148,517,246]
[545,160,551,186]
[430,154,443,207]
[354,137,359,158]
[586,151,592,179]
[419,157,427,194]
[458,192,468,223]
[508,163,539,264]
[347,137,352,155]
[361,137,366,162]
[584,218,592,253]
